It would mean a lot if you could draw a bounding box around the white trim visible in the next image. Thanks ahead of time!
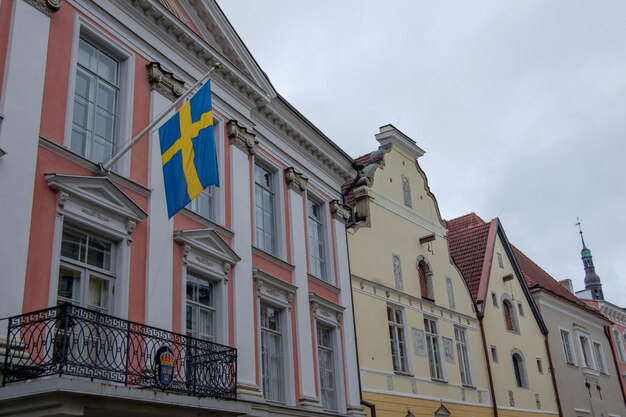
[361,387,493,408]
[64,15,135,176]
[558,327,578,366]
[305,191,334,285]
[313,314,346,413]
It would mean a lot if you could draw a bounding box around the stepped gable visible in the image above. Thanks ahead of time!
[512,246,605,320]
[447,213,490,300]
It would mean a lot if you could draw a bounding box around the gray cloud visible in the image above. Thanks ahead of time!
[219,0,626,304]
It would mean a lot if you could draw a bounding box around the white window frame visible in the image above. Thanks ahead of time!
[253,158,285,258]
[388,305,409,374]
[311,295,345,414]
[185,119,224,224]
[576,331,596,370]
[592,341,608,374]
[560,329,577,365]
[306,194,331,283]
[615,330,626,363]
[255,271,296,406]
[424,316,444,381]
[64,17,135,176]
[455,326,473,386]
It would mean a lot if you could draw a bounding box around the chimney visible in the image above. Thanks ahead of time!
[559,279,574,293]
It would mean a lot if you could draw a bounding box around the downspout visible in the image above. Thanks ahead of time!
[478,308,498,417]
[543,334,564,417]
[604,325,626,409]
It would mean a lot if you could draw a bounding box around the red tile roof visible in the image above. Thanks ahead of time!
[447,213,490,301]
[512,246,606,320]
[342,152,372,208]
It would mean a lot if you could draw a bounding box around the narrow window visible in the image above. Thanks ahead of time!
[579,335,592,368]
[307,199,327,281]
[593,342,606,373]
[317,325,337,411]
[185,273,216,341]
[388,306,409,373]
[503,300,519,333]
[401,176,412,208]
[187,186,215,220]
[560,330,576,364]
[615,330,626,362]
[71,38,120,163]
[536,358,543,374]
[418,261,433,301]
[497,252,504,269]
[491,346,498,363]
[446,277,455,309]
[424,317,443,380]
[455,327,472,385]
[491,292,498,308]
[260,303,284,402]
[517,302,525,317]
[512,353,528,388]
[254,164,277,255]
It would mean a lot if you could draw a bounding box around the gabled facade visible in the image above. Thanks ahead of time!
[448,213,560,417]
[513,245,626,417]
[0,1,363,416]
[345,126,493,416]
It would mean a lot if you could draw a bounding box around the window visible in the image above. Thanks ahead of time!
[388,306,409,373]
[57,227,115,314]
[560,330,576,365]
[502,300,519,333]
[424,317,443,380]
[536,358,543,374]
[593,342,607,374]
[187,186,215,220]
[317,325,337,411]
[512,352,528,388]
[517,302,525,317]
[401,176,412,207]
[491,292,498,308]
[260,303,284,402]
[418,260,433,301]
[455,327,472,385]
[491,345,498,363]
[254,164,277,255]
[614,330,626,362]
[578,335,593,369]
[497,252,504,269]
[185,273,215,341]
[307,198,327,281]
[71,38,120,163]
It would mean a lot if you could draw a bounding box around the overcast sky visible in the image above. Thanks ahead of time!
[218,1,626,305]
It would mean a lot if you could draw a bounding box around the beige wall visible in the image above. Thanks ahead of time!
[534,291,626,417]
[349,143,492,410]
[481,236,559,414]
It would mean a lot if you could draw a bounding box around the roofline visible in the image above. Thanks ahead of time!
[476,219,498,304]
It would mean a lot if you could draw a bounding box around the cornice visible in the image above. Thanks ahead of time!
[227,119,258,155]
[146,62,184,101]
[24,0,61,16]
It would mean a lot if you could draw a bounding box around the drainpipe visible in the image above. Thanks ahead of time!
[604,325,626,409]
[543,334,564,417]
[478,309,499,417]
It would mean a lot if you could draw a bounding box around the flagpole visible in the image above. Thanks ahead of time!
[100,62,221,173]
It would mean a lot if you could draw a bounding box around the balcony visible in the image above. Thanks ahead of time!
[1,305,237,401]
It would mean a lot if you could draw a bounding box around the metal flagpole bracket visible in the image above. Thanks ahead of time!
[99,62,221,174]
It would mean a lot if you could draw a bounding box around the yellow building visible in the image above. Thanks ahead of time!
[345,125,494,417]
[448,214,561,417]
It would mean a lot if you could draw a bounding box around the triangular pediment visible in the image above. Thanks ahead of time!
[174,228,240,266]
[147,0,276,99]
[434,404,451,417]
[45,174,147,221]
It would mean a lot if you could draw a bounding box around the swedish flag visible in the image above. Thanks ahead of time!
[159,81,219,218]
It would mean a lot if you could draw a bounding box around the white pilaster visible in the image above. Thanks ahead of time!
[289,188,321,408]
[334,218,363,414]
[145,90,174,330]
[0,0,53,329]
[230,134,258,396]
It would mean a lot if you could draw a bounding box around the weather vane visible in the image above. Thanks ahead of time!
[575,217,583,235]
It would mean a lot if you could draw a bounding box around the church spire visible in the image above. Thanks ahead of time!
[576,218,603,300]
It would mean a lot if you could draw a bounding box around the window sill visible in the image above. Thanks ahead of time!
[308,274,340,293]
[430,378,447,384]
[462,384,476,389]
[505,329,521,336]
[566,362,579,369]
[393,371,413,377]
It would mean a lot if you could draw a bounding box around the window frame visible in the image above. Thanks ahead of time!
[576,332,596,370]
[316,323,338,412]
[417,257,434,301]
[260,302,286,403]
[560,329,577,365]
[614,329,626,363]
[511,350,529,388]
[501,295,520,334]
[424,316,444,381]
[592,341,608,374]
[64,17,135,176]
[455,326,473,386]
[306,195,330,283]
[387,305,409,374]
[253,159,284,258]
[491,345,499,363]
[491,292,499,308]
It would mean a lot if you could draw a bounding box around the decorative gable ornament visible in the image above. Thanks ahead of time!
[434,404,451,417]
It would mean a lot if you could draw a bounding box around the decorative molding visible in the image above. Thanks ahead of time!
[284,167,307,193]
[227,119,257,155]
[24,0,61,16]
[146,62,184,101]
[329,200,350,223]
[56,191,68,215]
[182,244,191,265]
[125,220,136,245]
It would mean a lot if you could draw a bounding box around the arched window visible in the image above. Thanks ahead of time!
[512,351,528,388]
[417,260,433,301]
[502,299,519,333]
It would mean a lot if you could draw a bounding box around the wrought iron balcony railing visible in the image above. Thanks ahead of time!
[1,305,237,400]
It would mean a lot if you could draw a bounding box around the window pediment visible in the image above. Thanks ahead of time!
[174,228,240,269]
[46,174,147,224]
